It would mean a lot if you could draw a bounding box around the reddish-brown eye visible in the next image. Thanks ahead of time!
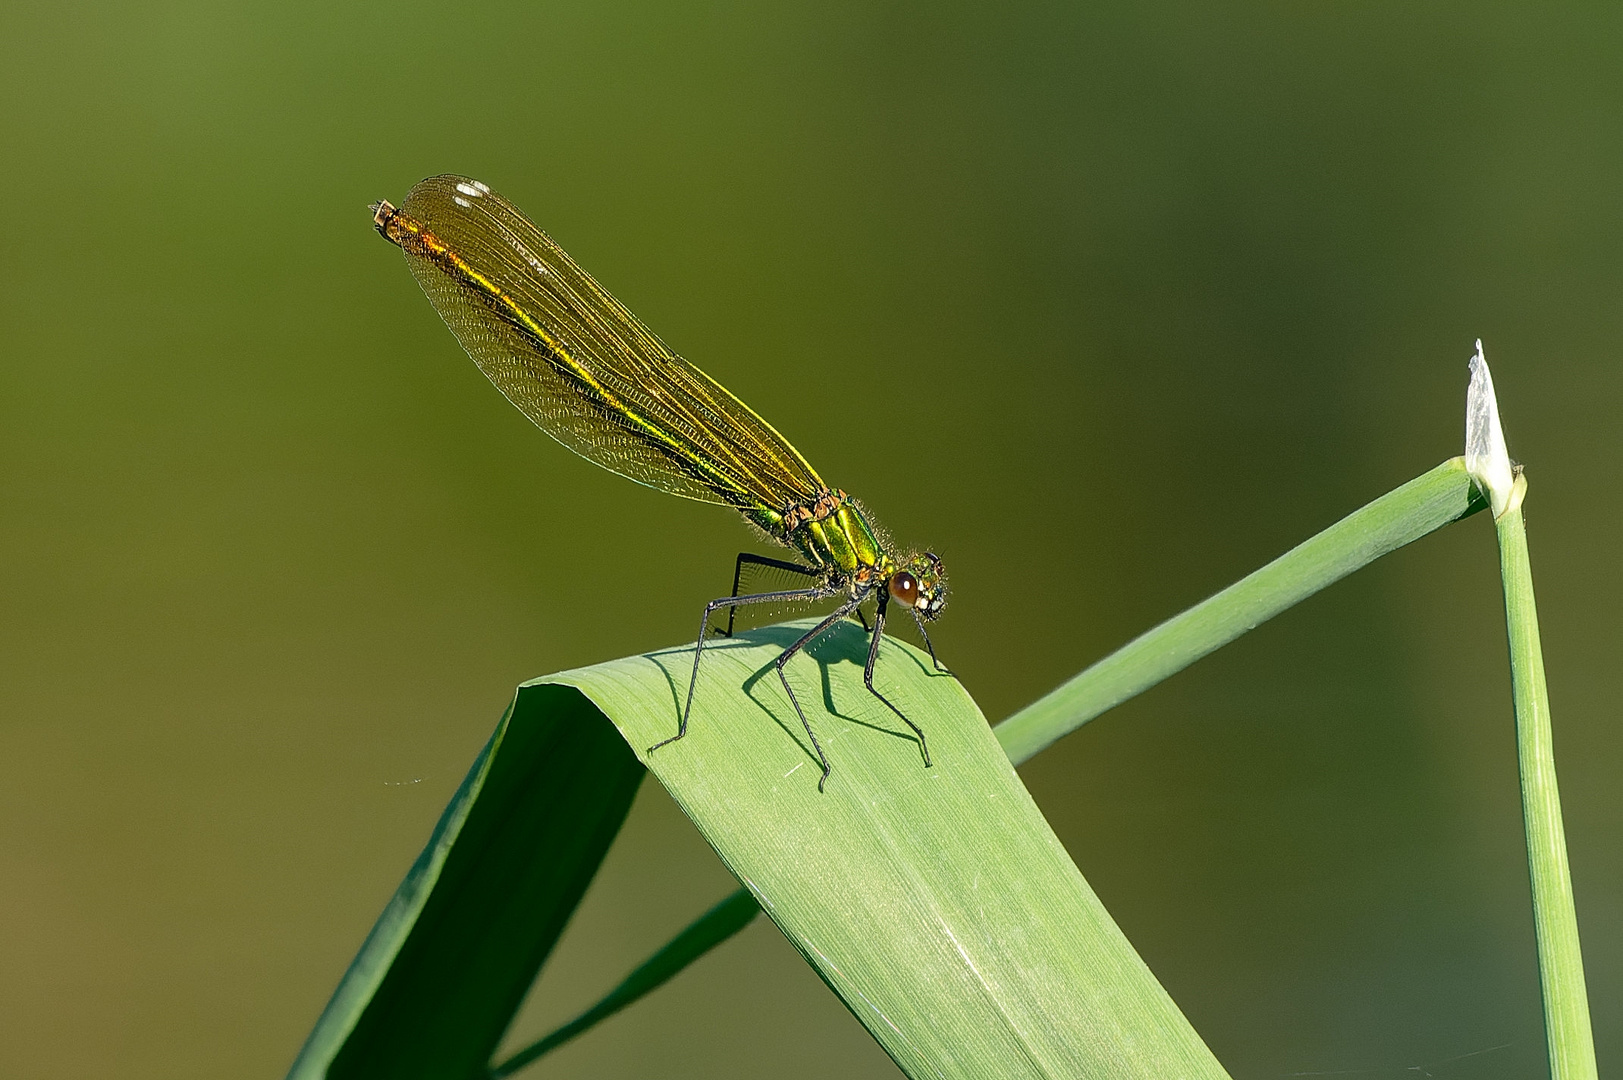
[888,571,919,607]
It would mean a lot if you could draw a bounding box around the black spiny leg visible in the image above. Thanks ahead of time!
[771,595,867,792]
[718,553,820,637]
[865,592,932,767]
[911,609,955,676]
[650,585,836,756]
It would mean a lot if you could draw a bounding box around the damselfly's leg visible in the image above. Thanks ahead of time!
[911,609,954,676]
[865,593,932,767]
[649,585,835,756]
[853,603,871,633]
[772,595,866,792]
[719,554,820,636]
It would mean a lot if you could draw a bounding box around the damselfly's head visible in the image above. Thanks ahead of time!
[888,552,947,622]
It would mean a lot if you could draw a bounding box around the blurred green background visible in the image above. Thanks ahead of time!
[1,1,1617,1077]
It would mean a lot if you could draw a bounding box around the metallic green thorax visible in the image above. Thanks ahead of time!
[749,491,893,592]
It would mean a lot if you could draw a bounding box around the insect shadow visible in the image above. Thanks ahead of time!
[645,619,928,776]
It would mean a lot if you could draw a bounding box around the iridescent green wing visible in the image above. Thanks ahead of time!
[382,174,826,513]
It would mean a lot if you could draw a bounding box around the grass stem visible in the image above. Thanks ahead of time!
[1495,488,1597,1080]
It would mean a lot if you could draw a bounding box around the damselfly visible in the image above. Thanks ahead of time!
[371,175,950,790]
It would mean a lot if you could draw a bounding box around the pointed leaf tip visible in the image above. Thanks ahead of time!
[1465,340,1515,518]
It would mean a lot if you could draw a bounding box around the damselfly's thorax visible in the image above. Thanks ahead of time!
[778,489,845,533]
[771,489,947,620]
[773,489,880,579]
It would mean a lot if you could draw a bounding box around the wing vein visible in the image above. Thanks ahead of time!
[384,175,829,517]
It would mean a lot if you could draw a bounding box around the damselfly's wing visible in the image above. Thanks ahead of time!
[382,174,826,512]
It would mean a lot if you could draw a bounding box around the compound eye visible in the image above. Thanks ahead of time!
[888,571,919,607]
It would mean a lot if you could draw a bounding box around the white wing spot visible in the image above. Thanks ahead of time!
[455,181,486,198]
[472,179,490,193]
[452,195,472,208]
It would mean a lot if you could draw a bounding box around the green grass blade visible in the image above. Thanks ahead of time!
[1496,491,1598,1080]
[994,457,1488,762]
[546,621,1230,1079]
[518,458,1492,1064]
[489,889,761,1078]
[286,686,644,1080]
[295,460,1490,1076]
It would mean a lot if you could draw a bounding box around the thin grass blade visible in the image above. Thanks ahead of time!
[994,457,1488,762]
[1467,343,1596,1077]
[489,889,761,1078]
[1496,497,1598,1080]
